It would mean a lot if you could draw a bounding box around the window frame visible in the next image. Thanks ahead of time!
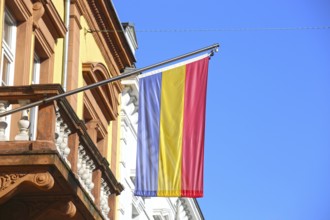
[29,53,41,140]
[0,8,17,140]
[1,7,16,87]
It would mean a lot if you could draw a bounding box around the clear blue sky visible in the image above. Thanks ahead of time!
[113,0,330,219]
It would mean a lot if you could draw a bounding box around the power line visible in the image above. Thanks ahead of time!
[86,26,330,33]
[136,26,330,32]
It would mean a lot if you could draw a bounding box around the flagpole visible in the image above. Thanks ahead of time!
[0,43,219,118]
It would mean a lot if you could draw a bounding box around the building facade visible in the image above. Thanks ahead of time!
[0,1,205,219]
[0,0,135,219]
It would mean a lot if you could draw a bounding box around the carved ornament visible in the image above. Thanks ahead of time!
[0,172,54,205]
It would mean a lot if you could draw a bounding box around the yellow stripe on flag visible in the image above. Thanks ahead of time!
[157,65,186,196]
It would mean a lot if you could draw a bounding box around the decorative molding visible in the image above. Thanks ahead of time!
[15,100,30,141]
[61,201,77,218]
[32,2,45,29]
[89,0,123,69]
[132,195,145,215]
[69,0,83,30]
[34,26,54,58]
[79,0,135,92]
[122,23,138,54]
[153,208,172,220]
[6,0,33,22]
[71,0,85,15]
[121,77,139,108]
[80,1,120,78]
[83,62,118,121]
[0,173,27,191]
[41,0,66,39]
[120,112,137,139]
[83,90,108,138]
[100,178,111,219]
[32,0,65,61]
[55,108,72,167]
[0,172,54,204]
[89,0,136,68]
[0,101,9,141]
[120,135,127,145]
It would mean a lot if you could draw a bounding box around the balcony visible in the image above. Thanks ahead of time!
[0,84,123,220]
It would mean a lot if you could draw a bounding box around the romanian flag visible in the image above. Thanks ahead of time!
[134,55,209,198]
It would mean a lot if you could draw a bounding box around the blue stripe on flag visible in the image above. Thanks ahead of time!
[135,73,162,197]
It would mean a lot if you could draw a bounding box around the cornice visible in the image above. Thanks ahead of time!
[80,0,135,76]
[34,21,54,58]
[80,1,120,78]
[89,0,135,69]
[89,0,124,69]
[41,0,66,39]
[6,0,33,22]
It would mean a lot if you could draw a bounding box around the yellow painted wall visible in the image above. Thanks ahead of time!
[115,101,122,220]
[107,121,113,165]
[51,3,119,189]
[52,1,64,85]
[53,39,64,84]
[50,0,117,171]
[77,17,109,118]
[76,44,84,118]
[53,0,65,21]
[79,18,107,65]
[51,1,83,117]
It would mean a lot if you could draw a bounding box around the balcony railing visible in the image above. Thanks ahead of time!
[0,84,123,219]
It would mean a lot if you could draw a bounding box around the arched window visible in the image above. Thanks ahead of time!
[82,62,120,156]
[82,62,118,122]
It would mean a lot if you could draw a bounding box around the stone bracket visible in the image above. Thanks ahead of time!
[0,199,76,219]
[0,172,54,205]
[31,200,77,219]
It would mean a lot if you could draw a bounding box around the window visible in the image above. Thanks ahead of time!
[0,9,16,140]
[32,53,40,84]
[1,8,16,86]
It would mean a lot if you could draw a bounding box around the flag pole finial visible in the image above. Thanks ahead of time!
[209,44,219,57]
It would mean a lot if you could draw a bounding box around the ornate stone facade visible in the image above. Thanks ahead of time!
[0,0,135,219]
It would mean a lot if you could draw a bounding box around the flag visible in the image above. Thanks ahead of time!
[134,54,209,198]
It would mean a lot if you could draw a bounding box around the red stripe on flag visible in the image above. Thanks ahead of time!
[181,57,209,197]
